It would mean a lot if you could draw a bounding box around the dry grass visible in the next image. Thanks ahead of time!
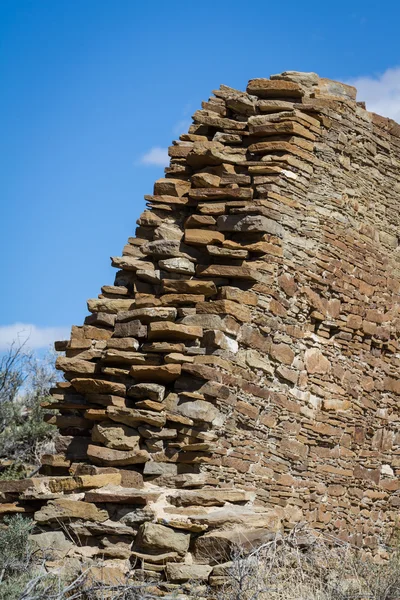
[215,525,400,600]
[1,521,400,599]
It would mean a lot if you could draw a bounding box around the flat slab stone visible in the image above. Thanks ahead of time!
[165,562,212,582]
[85,485,161,504]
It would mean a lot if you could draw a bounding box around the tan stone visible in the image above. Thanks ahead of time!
[29,531,73,560]
[169,489,253,507]
[87,299,134,314]
[194,525,281,564]
[0,503,28,515]
[347,314,363,330]
[153,178,191,197]
[117,306,177,323]
[174,399,219,424]
[148,322,203,341]
[161,279,217,296]
[219,286,258,306]
[191,173,221,188]
[247,78,304,98]
[87,444,150,466]
[195,299,251,322]
[165,563,212,582]
[129,363,182,383]
[107,406,166,428]
[71,378,126,397]
[269,343,294,365]
[185,214,217,227]
[322,399,351,411]
[189,187,252,200]
[217,214,283,236]
[304,348,331,374]
[56,357,97,375]
[127,382,165,402]
[85,486,161,504]
[34,499,109,523]
[86,566,127,586]
[135,523,190,555]
[160,294,205,305]
[196,264,260,281]
[249,120,315,140]
[92,422,140,451]
[184,229,225,246]
[384,377,400,394]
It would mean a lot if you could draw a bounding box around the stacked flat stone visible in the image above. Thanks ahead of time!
[2,71,400,584]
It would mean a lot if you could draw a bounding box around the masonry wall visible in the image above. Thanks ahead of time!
[3,72,400,580]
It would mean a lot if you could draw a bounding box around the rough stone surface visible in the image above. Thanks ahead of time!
[10,71,400,579]
[135,523,190,555]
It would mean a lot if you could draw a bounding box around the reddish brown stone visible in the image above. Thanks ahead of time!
[269,343,294,365]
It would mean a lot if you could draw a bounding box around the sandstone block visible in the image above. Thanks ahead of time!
[175,399,219,424]
[204,330,239,353]
[269,343,294,365]
[347,314,363,330]
[304,348,331,374]
[129,363,182,383]
[106,338,140,351]
[87,299,134,314]
[34,499,109,523]
[219,286,258,306]
[165,563,212,582]
[71,378,126,397]
[191,173,221,189]
[148,322,202,341]
[113,320,147,338]
[135,523,190,556]
[169,489,253,507]
[117,307,177,324]
[247,78,305,98]
[189,187,252,201]
[195,299,251,323]
[158,257,195,274]
[196,264,260,281]
[143,462,178,476]
[92,422,140,451]
[29,531,73,560]
[245,349,274,374]
[87,444,150,466]
[56,356,98,375]
[85,486,161,504]
[161,279,217,296]
[127,382,165,402]
[217,214,283,236]
[107,406,166,428]
[184,229,225,246]
[153,178,191,197]
[194,526,280,564]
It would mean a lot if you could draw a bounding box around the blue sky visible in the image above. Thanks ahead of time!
[1,0,400,350]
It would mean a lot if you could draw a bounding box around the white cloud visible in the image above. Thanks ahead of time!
[0,323,70,351]
[140,147,169,166]
[348,67,400,122]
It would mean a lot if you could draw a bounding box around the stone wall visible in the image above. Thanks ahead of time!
[3,71,400,582]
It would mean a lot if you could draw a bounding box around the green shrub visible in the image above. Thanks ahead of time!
[0,463,26,481]
[0,344,57,465]
[0,515,34,593]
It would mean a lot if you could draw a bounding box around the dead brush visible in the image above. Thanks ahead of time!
[214,525,400,600]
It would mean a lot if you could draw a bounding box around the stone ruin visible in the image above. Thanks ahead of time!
[3,71,400,585]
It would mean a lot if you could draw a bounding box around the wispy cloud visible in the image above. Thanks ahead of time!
[348,67,400,121]
[140,147,169,167]
[173,119,191,136]
[0,323,70,351]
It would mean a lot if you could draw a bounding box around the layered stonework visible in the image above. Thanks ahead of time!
[3,71,400,581]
